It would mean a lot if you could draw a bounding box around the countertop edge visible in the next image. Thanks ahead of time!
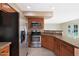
[42,34,79,48]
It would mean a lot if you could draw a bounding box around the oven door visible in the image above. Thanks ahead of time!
[31,35,41,48]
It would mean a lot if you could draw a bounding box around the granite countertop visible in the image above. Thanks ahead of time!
[0,42,11,50]
[42,34,79,48]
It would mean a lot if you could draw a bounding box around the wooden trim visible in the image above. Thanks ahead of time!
[0,3,16,13]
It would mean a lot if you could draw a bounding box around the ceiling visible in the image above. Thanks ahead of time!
[15,3,54,12]
[13,3,79,24]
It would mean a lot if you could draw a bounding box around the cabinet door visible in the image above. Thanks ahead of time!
[48,36,54,51]
[44,36,48,48]
[42,35,51,49]
[51,36,55,52]
[48,38,52,50]
[54,38,61,56]
[42,35,47,48]
[46,36,50,49]
[61,42,74,56]
[41,35,45,47]
[61,45,71,56]
[42,35,54,51]
[54,38,58,55]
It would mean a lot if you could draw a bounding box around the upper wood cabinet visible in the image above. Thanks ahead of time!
[0,3,16,13]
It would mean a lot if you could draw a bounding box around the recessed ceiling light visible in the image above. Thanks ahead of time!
[27,6,31,9]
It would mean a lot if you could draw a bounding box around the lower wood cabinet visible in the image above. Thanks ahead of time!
[54,37,61,56]
[42,34,74,56]
[42,35,48,48]
[0,45,10,56]
[42,35,54,51]
[60,41,74,56]
[48,36,54,51]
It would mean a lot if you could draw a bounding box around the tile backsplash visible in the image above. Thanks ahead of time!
[44,30,62,35]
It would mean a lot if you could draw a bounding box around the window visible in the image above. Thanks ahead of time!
[67,24,78,39]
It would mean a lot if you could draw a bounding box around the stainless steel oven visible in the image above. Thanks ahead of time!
[31,34,41,48]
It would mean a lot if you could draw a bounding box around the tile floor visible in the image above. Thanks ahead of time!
[27,48,55,56]
[19,41,55,56]
[19,41,28,56]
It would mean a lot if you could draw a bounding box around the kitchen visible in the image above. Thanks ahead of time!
[0,3,79,56]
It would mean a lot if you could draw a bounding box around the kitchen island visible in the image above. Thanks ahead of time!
[42,33,79,56]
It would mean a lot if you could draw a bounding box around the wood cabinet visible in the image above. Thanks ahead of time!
[48,36,54,51]
[61,41,74,56]
[0,3,16,12]
[42,34,74,56]
[42,35,54,52]
[54,37,61,55]
[41,35,48,48]
[0,46,10,56]
[54,37,74,56]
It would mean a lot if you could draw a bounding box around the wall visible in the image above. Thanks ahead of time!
[19,14,27,31]
[61,19,79,39]
[44,23,62,30]
[44,3,79,24]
